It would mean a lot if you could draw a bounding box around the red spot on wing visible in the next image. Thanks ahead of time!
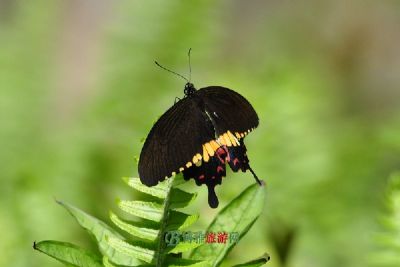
[216,146,230,163]
[216,147,226,163]
[217,166,224,173]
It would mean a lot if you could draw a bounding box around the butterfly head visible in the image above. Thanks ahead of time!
[184,82,196,96]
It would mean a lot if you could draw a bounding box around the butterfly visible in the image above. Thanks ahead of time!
[139,51,261,208]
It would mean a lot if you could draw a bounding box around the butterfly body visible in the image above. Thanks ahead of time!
[139,83,260,208]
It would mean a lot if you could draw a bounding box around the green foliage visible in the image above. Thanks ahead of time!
[3,2,400,267]
[34,174,267,266]
[370,173,400,267]
[33,241,103,267]
[190,183,265,266]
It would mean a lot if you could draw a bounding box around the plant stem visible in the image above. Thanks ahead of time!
[155,177,174,267]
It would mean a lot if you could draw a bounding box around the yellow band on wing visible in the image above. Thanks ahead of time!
[169,128,255,178]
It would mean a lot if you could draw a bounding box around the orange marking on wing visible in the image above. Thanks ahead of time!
[227,131,238,146]
[202,145,210,162]
[223,133,232,146]
[218,135,226,145]
[205,143,214,156]
[210,140,220,151]
[196,153,202,161]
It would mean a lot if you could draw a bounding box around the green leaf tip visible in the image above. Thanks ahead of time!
[124,177,169,199]
[33,240,103,267]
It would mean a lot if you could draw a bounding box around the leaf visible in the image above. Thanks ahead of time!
[33,240,102,267]
[103,257,154,267]
[123,177,169,199]
[232,253,270,267]
[165,211,199,231]
[169,188,197,209]
[166,241,202,254]
[171,173,186,187]
[370,173,400,266]
[106,236,156,264]
[165,257,211,267]
[190,182,265,266]
[117,199,164,222]
[58,201,143,266]
[110,211,159,241]
[103,257,117,267]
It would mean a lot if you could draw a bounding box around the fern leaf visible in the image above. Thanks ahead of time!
[57,201,144,266]
[114,174,200,266]
[117,199,164,222]
[33,240,103,267]
[165,211,199,231]
[165,257,210,267]
[166,241,203,254]
[190,182,266,267]
[371,173,400,266]
[35,172,266,267]
[106,236,156,263]
[109,211,159,241]
[169,188,197,209]
[123,177,169,199]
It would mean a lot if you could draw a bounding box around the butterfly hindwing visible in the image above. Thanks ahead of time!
[183,145,228,208]
[139,97,215,186]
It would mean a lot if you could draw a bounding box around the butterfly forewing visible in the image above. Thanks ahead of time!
[139,97,215,186]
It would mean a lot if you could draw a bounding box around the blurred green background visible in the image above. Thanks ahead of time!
[1,1,399,266]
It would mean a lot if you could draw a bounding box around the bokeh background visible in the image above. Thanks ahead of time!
[1,1,400,266]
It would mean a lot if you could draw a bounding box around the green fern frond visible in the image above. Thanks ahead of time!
[109,175,202,266]
[34,173,268,267]
[370,172,400,267]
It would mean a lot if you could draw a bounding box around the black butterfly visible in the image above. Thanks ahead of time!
[139,53,261,208]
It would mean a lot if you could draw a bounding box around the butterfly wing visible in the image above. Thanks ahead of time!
[140,86,260,208]
[179,87,260,208]
[196,86,259,138]
[139,97,215,186]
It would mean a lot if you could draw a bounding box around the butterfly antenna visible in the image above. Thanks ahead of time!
[154,61,189,82]
[188,48,192,82]
[249,166,263,186]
